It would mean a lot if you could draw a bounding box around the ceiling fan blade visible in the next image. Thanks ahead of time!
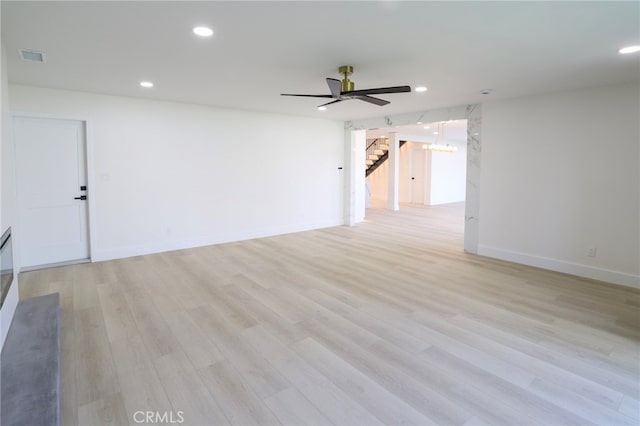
[356,95,390,106]
[343,85,411,96]
[318,99,343,108]
[280,94,334,98]
[326,78,342,98]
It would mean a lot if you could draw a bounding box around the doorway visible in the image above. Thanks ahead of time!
[366,120,467,208]
[14,116,90,269]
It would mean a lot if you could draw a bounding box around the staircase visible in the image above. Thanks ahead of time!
[365,139,407,177]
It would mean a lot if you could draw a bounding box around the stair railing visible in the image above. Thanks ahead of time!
[365,139,406,177]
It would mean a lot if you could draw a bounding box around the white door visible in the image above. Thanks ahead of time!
[14,117,89,268]
[410,148,426,204]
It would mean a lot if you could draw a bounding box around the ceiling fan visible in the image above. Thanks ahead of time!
[281,65,411,108]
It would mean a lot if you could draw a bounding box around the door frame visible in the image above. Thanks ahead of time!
[11,112,96,272]
[345,104,481,254]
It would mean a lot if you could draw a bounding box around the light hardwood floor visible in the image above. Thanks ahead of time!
[19,202,640,426]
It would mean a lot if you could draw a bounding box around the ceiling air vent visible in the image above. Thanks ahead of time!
[18,49,46,63]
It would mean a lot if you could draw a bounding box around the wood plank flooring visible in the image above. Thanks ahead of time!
[18,202,640,426]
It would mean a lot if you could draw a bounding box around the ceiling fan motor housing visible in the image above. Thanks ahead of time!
[339,65,355,91]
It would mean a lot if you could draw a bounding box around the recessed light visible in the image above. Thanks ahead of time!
[423,126,430,129]
[193,26,214,37]
[433,131,439,135]
[417,121,423,125]
[415,86,427,92]
[317,106,327,111]
[619,45,640,54]
[140,81,154,88]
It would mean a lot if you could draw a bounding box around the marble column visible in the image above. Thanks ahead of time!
[387,133,400,211]
[464,104,482,254]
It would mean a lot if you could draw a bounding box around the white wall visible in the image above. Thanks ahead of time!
[368,153,388,201]
[480,82,640,287]
[429,147,467,205]
[1,41,20,350]
[9,85,345,262]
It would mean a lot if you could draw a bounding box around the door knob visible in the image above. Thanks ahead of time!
[74,195,87,200]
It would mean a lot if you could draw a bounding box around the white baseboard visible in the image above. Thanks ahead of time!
[91,219,344,263]
[477,245,640,289]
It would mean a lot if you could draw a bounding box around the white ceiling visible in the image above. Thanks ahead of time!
[367,119,468,145]
[2,1,639,122]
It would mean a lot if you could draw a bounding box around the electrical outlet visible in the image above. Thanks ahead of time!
[587,247,597,258]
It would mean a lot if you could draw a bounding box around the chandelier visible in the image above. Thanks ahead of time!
[422,121,458,153]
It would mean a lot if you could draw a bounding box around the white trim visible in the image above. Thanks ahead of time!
[92,219,344,262]
[11,112,94,271]
[477,244,640,289]
[84,120,97,264]
[11,110,89,123]
[20,258,90,273]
